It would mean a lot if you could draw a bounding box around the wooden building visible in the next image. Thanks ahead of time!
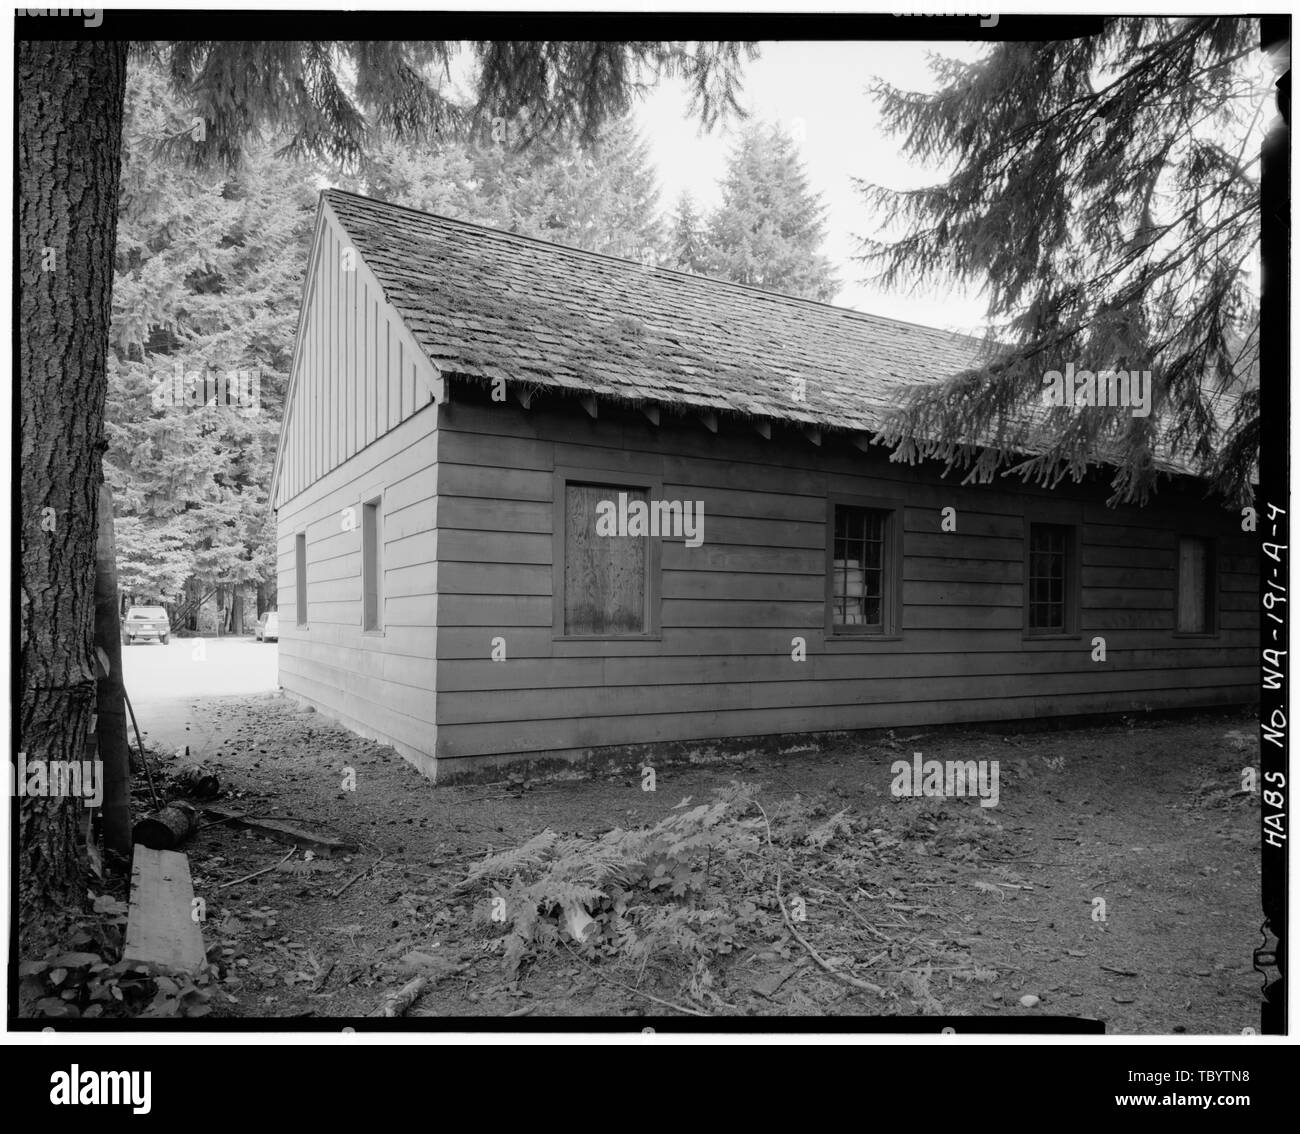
[270,190,1258,781]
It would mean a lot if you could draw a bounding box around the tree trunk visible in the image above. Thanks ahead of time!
[94,482,132,858]
[183,576,199,632]
[230,589,245,635]
[18,40,128,927]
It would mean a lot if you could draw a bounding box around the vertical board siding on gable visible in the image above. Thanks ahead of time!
[337,244,346,463]
[326,226,335,478]
[432,401,1258,760]
[348,266,357,461]
[275,204,441,507]
[387,321,398,430]
[337,229,346,465]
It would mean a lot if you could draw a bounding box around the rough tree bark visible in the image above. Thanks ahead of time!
[18,40,128,924]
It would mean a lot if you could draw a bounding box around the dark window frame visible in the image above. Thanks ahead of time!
[552,467,663,642]
[294,531,308,628]
[1022,512,1081,639]
[1173,533,1219,638]
[361,495,384,634]
[824,493,904,639]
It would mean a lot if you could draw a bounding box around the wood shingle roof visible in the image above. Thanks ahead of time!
[324,188,983,436]
[323,189,1250,484]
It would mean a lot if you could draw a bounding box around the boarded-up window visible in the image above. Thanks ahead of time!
[564,483,647,636]
[1177,536,1214,633]
[295,533,308,626]
[362,498,382,631]
[832,505,887,632]
[1027,523,1071,632]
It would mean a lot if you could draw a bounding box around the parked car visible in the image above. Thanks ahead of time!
[255,610,279,642]
[122,605,170,645]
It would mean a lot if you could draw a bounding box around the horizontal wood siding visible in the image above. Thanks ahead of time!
[277,401,438,772]
[433,399,1258,761]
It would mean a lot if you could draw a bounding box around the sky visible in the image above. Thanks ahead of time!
[632,39,992,334]
[448,31,1267,337]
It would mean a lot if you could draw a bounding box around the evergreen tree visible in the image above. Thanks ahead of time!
[363,115,664,261]
[357,139,485,221]
[860,17,1266,505]
[106,63,319,625]
[570,117,664,261]
[666,191,708,274]
[702,122,838,301]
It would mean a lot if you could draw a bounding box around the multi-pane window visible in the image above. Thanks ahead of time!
[562,482,649,636]
[1027,522,1071,633]
[831,505,887,632]
[362,498,382,631]
[295,532,308,626]
[1177,536,1215,633]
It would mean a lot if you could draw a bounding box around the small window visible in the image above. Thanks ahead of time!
[295,532,308,627]
[828,502,897,635]
[1026,522,1075,634]
[562,482,649,636]
[1176,535,1215,634]
[362,498,382,631]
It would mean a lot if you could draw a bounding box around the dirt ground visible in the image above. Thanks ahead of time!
[29,694,1263,1032]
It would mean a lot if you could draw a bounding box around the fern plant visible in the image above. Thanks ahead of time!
[459,786,766,982]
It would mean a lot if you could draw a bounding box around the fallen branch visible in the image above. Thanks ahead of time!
[199,811,309,834]
[378,975,428,1017]
[751,799,774,849]
[312,961,337,993]
[752,958,808,1000]
[748,797,885,997]
[216,846,296,891]
[373,959,471,1016]
[377,850,493,879]
[806,885,894,943]
[560,940,710,1018]
[200,804,358,857]
[982,859,1071,866]
[424,849,494,871]
[121,685,161,811]
[197,813,246,833]
[776,870,885,997]
[751,797,885,997]
[332,849,386,899]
